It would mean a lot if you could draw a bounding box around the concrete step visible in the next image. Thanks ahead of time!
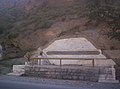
[7,72,24,76]
[99,74,119,83]
[99,79,119,83]
[99,75,116,80]
[7,65,25,76]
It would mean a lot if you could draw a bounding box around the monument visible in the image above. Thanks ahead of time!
[36,38,119,83]
[38,38,108,66]
[10,38,119,83]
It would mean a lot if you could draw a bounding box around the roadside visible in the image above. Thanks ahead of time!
[0,58,25,75]
[103,50,120,81]
[0,75,120,89]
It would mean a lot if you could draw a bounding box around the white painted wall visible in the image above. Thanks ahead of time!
[44,38,98,51]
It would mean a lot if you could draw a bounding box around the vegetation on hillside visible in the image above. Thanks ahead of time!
[0,7,27,35]
[86,0,120,41]
[1,0,120,41]
[0,0,86,59]
[0,0,120,60]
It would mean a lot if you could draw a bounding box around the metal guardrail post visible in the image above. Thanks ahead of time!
[60,59,62,66]
[92,59,95,67]
[37,58,42,65]
[32,58,34,66]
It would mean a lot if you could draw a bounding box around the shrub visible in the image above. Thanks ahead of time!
[35,17,52,29]
[0,23,13,35]
[86,0,120,41]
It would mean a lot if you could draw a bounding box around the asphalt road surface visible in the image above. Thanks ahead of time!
[0,80,87,89]
[0,76,120,89]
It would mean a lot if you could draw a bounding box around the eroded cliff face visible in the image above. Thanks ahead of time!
[11,18,120,51]
[0,0,75,11]
[0,0,120,60]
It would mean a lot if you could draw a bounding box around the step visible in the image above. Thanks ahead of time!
[99,79,119,83]
[99,74,119,83]
[7,72,24,76]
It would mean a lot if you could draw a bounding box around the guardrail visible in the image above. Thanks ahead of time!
[30,57,95,67]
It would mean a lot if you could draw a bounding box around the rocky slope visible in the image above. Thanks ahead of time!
[0,0,120,60]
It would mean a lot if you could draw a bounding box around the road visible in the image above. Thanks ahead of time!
[0,80,87,89]
[0,76,120,89]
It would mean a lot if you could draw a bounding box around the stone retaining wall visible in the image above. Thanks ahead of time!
[24,66,112,82]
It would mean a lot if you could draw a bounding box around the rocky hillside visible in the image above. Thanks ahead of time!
[0,0,120,60]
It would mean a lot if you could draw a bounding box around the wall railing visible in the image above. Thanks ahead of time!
[29,57,95,67]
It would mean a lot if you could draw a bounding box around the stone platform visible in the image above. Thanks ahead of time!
[10,38,119,83]
[24,65,119,83]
